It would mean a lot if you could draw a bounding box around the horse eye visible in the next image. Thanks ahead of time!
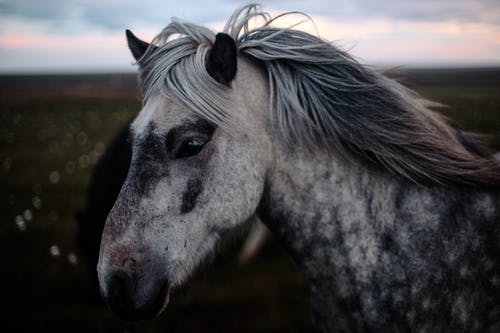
[175,138,206,158]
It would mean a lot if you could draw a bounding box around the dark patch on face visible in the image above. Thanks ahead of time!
[180,178,203,214]
[130,124,169,195]
[129,119,216,198]
[381,232,397,252]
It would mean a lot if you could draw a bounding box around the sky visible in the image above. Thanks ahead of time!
[1,0,499,73]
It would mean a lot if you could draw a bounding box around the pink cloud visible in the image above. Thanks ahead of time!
[1,14,499,72]
[0,31,124,49]
[306,16,500,64]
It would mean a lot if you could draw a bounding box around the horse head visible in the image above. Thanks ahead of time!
[97,30,272,320]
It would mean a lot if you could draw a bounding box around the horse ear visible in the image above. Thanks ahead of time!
[126,29,152,62]
[206,33,237,85]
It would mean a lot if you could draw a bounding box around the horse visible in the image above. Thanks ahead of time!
[97,5,500,331]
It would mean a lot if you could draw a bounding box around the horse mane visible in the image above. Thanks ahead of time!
[139,4,500,188]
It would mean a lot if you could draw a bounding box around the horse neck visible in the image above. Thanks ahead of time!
[256,144,495,279]
[257,146,394,268]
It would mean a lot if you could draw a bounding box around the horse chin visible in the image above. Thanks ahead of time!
[141,280,171,320]
[125,283,170,321]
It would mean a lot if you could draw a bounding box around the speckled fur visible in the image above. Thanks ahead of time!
[259,145,500,332]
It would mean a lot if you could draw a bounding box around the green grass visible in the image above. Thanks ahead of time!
[0,69,499,332]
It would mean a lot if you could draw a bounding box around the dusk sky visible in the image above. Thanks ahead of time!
[1,0,499,73]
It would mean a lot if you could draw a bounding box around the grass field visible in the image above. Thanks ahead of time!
[0,68,499,332]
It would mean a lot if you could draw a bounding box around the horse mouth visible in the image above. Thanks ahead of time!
[103,272,171,321]
[125,281,170,321]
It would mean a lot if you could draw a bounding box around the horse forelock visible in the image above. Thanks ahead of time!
[138,4,500,188]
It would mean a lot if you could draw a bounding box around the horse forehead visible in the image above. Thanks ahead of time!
[132,96,190,136]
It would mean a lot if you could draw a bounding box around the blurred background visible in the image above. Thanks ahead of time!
[1,1,499,332]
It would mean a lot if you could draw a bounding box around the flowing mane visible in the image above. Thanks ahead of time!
[138,4,500,187]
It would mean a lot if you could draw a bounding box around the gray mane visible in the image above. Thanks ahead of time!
[139,4,500,187]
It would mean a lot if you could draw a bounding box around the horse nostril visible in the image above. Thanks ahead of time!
[108,271,130,298]
[104,271,135,319]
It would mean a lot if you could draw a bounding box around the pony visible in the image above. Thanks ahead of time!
[97,5,500,331]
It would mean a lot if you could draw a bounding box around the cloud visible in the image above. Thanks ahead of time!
[1,1,499,71]
[0,0,241,32]
[265,0,500,25]
[249,12,500,65]
[2,0,500,32]
[0,29,134,73]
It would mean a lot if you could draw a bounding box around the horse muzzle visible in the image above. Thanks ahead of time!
[100,269,171,321]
